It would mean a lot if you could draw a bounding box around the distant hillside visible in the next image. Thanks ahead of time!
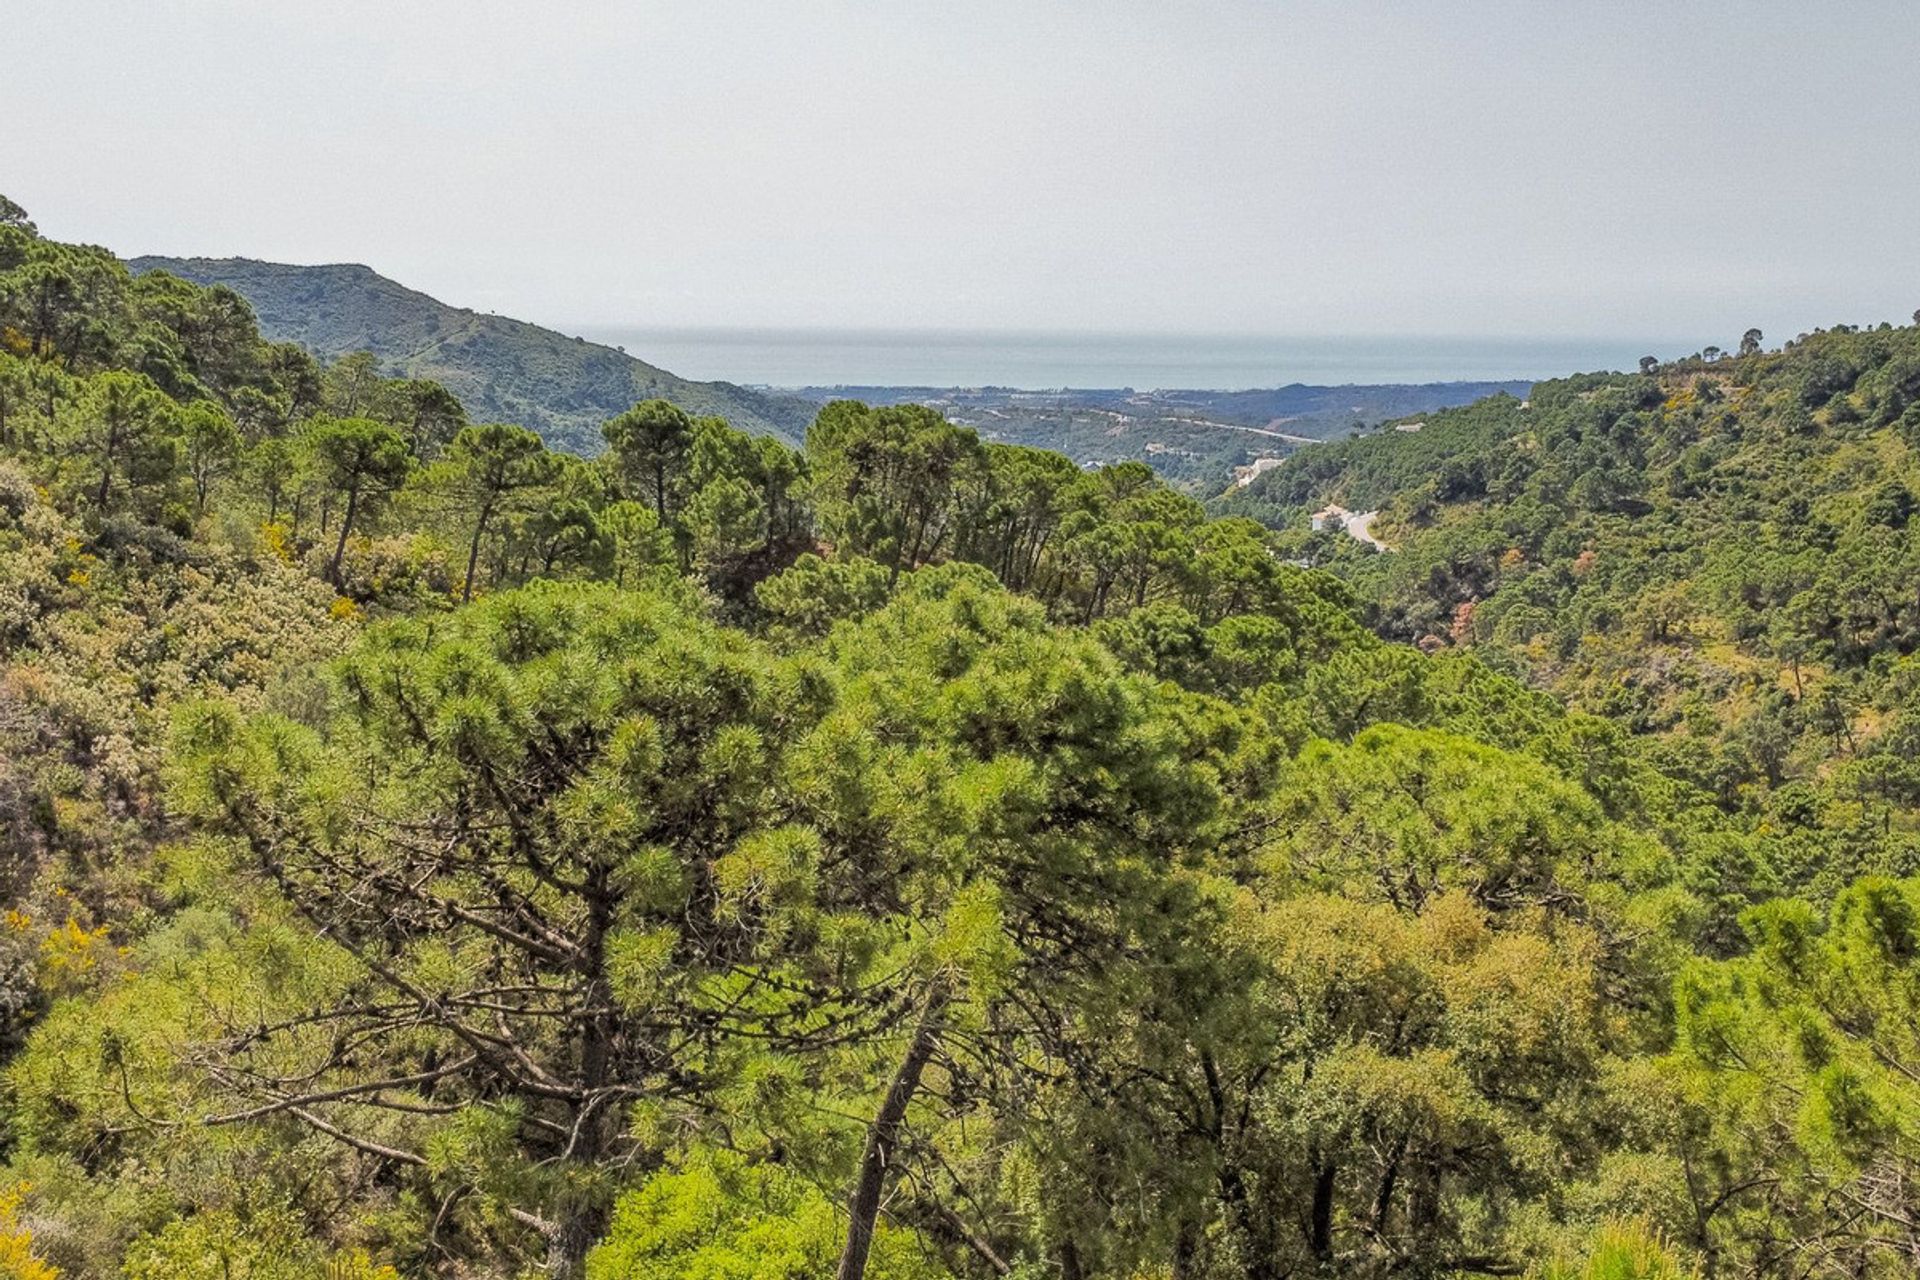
[1226,322,1920,851]
[126,256,816,451]
[779,381,1534,492]
[780,381,1536,431]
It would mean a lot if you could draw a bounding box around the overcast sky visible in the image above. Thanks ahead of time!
[8,0,1920,344]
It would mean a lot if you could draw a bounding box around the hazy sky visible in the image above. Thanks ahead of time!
[9,0,1920,345]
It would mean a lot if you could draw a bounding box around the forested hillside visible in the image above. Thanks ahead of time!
[1238,321,1920,897]
[780,382,1536,493]
[129,257,1525,494]
[3,194,1918,1280]
[127,256,816,453]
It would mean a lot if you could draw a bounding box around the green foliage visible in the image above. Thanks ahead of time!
[1536,1221,1696,1280]
[437,421,560,600]
[11,196,1920,1280]
[166,581,820,1271]
[807,400,988,580]
[753,552,892,640]
[603,399,695,523]
[61,370,183,521]
[1261,723,1653,912]
[126,256,813,451]
[1248,326,1920,905]
[298,416,412,581]
[603,402,809,601]
[587,1151,947,1280]
[1672,877,1920,1273]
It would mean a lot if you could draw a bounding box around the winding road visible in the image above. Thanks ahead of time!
[1345,510,1390,551]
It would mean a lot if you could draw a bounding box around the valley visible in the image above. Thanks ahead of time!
[1,198,1916,1280]
[129,254,1533,491]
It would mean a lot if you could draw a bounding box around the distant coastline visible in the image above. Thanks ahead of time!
[566,325,1682,392]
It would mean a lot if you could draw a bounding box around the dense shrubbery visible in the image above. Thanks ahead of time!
[0,196,1914,1278]
[1248,322,1920,907]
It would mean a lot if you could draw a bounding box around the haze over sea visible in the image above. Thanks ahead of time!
[568,327,1685,391]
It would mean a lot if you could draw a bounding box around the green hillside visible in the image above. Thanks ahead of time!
[9,193,1920,1279]
[1237,321,1920,901]
[127,255,815,451]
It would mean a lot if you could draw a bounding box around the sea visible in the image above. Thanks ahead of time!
[566,327,1678,391]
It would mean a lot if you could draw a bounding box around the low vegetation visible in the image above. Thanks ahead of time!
[0,194,1912,1279]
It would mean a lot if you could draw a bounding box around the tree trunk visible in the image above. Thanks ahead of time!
[94,426,119,510]
[905,512,929,576]
[1310,1158,1336,1264]
[1218,1162,1282,1280]
[836,987,948,1280]
[463,499,494,602]
[1170,1216,1199,1280]
[543,869,618,1278]
[1371,1135,1407,1237]
[328,480,361,584]
[544,1212,600,1280]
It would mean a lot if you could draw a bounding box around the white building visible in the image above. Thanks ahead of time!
[1310,503,1352,532]
[1233,456,1285,488]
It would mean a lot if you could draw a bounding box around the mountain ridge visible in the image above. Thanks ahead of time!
[125,254,817,451]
